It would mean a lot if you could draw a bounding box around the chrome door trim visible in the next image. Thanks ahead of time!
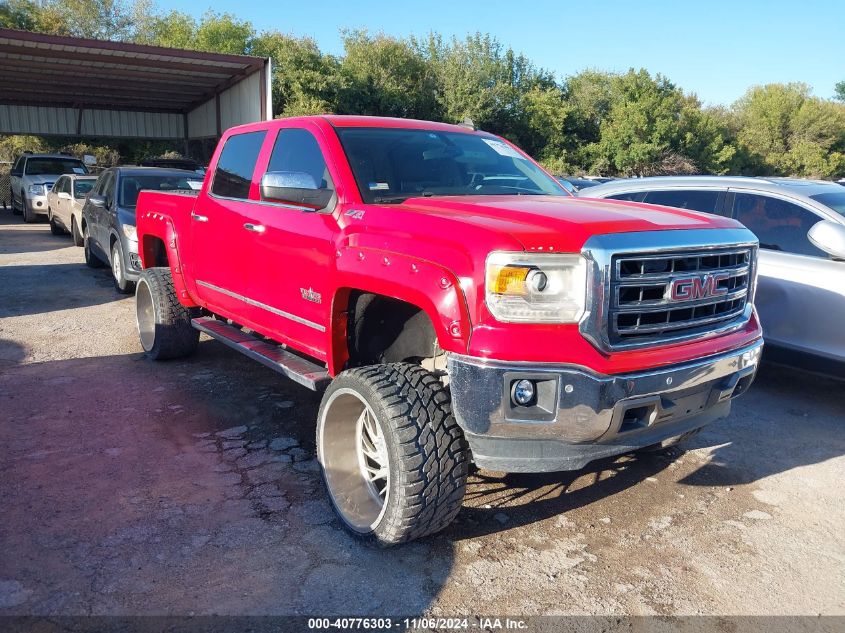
[196,280,326,332]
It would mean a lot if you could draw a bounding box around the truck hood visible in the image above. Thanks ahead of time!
[392,194,740,251]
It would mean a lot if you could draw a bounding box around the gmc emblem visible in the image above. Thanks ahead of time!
[670,273,729,301]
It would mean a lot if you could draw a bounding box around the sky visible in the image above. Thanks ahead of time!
[175,0,842,106]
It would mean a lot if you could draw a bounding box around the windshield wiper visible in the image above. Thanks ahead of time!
[373,195,411,204]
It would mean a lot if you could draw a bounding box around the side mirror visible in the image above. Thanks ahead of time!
[88,194,107,208]
[808,220,845,259]
[260,171,333,211]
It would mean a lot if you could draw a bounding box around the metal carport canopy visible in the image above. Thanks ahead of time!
[0,28,271,140]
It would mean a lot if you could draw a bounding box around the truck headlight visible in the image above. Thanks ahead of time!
[122,224,137,241]
[485,252,587,323]
[28,184,45,197]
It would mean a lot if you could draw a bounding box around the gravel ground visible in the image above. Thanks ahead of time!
[0,212,843,617]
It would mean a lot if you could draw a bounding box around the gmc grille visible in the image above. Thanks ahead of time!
[608,247,752,345]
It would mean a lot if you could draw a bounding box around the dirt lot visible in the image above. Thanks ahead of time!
[1,212,843,617]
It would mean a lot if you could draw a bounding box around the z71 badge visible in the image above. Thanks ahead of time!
[300,287,322,304]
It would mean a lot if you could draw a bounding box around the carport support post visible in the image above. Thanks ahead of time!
[76,106,83,135]
[183,113,190,158]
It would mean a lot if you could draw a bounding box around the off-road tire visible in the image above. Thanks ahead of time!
[48,210,64,235]
[317,363,469,545]
[111,240,135,294]
[83,225,104,268]
[135,267,199,360]
[71,217,83,247]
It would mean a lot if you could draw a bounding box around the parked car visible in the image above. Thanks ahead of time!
[578,176,845,372]
[9,153,89,222]
[46,174,97,243]
[82,167,203,293]
[556,176,603,192]
[133,115,762,544]
[139,157,206,175]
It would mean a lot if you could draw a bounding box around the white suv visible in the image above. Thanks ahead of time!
[580,176,845,373]
[9,153,90,223]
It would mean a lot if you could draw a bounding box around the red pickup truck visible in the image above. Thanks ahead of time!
[134,115,763,544]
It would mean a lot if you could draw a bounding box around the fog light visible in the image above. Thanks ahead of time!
[512,379,535,406]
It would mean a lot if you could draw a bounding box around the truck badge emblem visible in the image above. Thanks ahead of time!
[670,273,729,301]
[345,209,365,220]
[300,287,322,304]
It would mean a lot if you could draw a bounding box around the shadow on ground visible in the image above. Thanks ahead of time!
[0,263,120,317]
[0,213,70,255]
[679,361,845,487]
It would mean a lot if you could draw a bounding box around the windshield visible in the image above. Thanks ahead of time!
[73,180,95,199]
[25,158,87,176]
[810,192,845,217]
[118,174,204,208]
[335,127,567,203]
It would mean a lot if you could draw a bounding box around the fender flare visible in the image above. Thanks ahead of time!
[138,212,198,307]
[328,246,472,375]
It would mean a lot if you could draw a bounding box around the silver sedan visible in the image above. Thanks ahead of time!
[47,174,97,245]
[579,176,845,370]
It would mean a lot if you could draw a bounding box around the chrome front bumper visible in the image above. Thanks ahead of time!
[25,194,49,215]
[447,339,763,472]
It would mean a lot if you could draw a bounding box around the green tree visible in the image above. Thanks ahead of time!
[586,69,693,176]
[35,0,141,40]
[252,32,340,117]
[0,0,41,30]
[133,8,196,49]
[337,31,438,120]
[421,34,553,136]
[835,81,845,102]
[734,83,845,178]
[192,11,253,54]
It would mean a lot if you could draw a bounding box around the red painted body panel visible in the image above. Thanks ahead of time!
[136,115,762,379]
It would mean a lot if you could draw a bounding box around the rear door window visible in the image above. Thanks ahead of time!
[643,189,724,214]
[211,131,267,199]
[732,193,825,257]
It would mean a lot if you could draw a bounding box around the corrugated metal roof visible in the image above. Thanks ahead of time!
[0,28,270,138]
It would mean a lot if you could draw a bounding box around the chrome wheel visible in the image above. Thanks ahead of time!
[357,402,390,501]
[112,243,123,285]
[135,277,156,352]
[318,388,390,533]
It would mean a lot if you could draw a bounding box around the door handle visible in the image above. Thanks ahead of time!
[191,212,208,223]
[243,223,266,233]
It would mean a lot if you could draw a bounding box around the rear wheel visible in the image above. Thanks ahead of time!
[11,191,23,216]
[71,217,83,247]
[135,267,199,360]
[83,225,104,268]
[111,240,135,294]
[317,363,469,545]
[48,210,64,235]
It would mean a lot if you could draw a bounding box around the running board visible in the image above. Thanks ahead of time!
[191,317,330,391]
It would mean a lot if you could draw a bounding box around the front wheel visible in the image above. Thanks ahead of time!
[22,197,36,223]
[317,363,469,545]
[135,267,199,360]
[48,210,64,235]
[111,241,135,294]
